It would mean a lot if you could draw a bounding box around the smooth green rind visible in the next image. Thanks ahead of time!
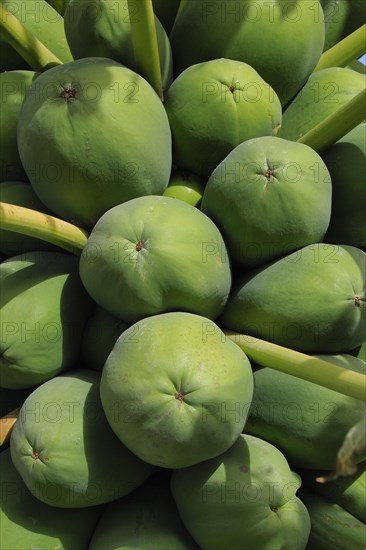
[88,473,199,550]
[170,0,325,106]
[171,433,311,550]
[322,122,366,247]
[220,244,366,353]
[0,0,72,71]
[0,70,38,182]
[0,251,94,389]
[79,196,232,323]
[244,354,366,469]
[0,202,89,255]
[299,461,366,523]
[0,182,59,255]
[17,57,172,228]
[100,312,253,468]
[299,488,366,550]
[280,67,365,142]
[201,136,332,268]
[321,0,366,51]
[0,448,103,549]
[164,58,282,180]
[10,370,153,507]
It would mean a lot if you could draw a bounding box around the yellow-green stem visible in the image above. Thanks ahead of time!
[0,4,62,72]
[297,88,366,153]
[127,0,163,100]
[225,332,366,402]
[0,203,89,255]
[314,25,366,72]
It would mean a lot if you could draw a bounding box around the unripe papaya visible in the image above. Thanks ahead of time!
[0,251,94,389]
[164,58,282,179]
[220,244,366,353]
[10,370,153,507]
[17,57,172,227]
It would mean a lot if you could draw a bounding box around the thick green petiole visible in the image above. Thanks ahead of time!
[0,203,89,255]
[0,3,62,72]
[314,24,366,72]
[225,332,366,402]
[297,88,366,153]
[127,0,163,100]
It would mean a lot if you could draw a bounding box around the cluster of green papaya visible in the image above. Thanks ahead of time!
[0,0,365,549]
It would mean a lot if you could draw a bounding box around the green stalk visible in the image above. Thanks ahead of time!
[225,332,366,402]
[314,25,366,72]
[0,203,89,255]
[127,0,163,100]
[297,88,366,153]
[0,4,62,72]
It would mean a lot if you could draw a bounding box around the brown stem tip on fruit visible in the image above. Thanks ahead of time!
[228,85,236,93]
[264,169,274,179]
[354,295,362,307]
[270,506,278,512]
[59,85,77,102]
[135,240,144,251]
[31,450,40,460]
[175,391,184,402]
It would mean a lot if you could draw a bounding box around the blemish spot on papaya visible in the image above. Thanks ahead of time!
[135,240,144,251]
[228,85,235,94]
[31,450,40,460]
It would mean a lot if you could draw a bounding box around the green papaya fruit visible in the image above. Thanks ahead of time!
[0,448,103,549]
[89,472,199,549]
[0,70,38,182]
[299,488,366,550]
[163,170,205,208]
[0,251,94,389]
[100,312,253,469]
[164,58,282,180]
[201,136,332,268]
[64,0,173,91]
[244,354,366,469]
[0,0,73,71]
[280,68,366,141]
[10,369,153,507]
[170,0,325,106]
[322,122,366,247]
[0,181,57,256]
[298,461,366,523]
[81,306,128,372]
[171,433,311,550]
[152,0,181,34]
[17,57,172,227]
[79,196,232,323]
[220,244,366,353]
[321,0,366,51]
